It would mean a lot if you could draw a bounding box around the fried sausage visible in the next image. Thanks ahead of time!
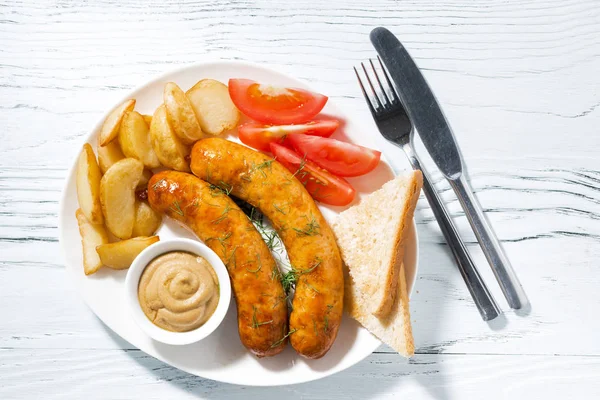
[190,138,344,359]
[147,171,288,357]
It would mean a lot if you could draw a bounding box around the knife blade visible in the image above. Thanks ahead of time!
[371,27,528,310]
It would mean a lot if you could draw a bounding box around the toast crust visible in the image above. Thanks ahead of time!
[373,171,423,318]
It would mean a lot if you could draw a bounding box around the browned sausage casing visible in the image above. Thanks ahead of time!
[147,171,288,357]
[190,138,344,359]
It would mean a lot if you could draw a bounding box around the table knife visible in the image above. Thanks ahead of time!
[370,27,528,310]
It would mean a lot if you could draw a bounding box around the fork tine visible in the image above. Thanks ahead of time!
[360,62,383,110]
[377,55,401,104]
[369,58,391,106]
[354,66,377,115]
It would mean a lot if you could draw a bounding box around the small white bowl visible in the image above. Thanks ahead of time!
[125,238,231,345]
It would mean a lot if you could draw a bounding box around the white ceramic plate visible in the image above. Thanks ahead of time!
[58,61,418,386]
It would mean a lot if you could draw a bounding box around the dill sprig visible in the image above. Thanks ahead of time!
[250,305,273,329]
[270,328,297,348]
[224,245,239,269]
[205,232,232,250]
[209,180,233,197]
[273,203,287,215]
[151,178,166,191]
[279,258,322,294]
[169,200,184,216]
[291,157,307,179]
[212,203,232,224]
[251,159,275,178]
[246,254,262,275]
[293,216,320,237]
[324,304,334,332]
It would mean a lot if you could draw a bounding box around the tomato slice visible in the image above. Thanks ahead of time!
[286,134,381,177]
[229,79,328,124]
[238,119,339,152]
[270,143,355,206]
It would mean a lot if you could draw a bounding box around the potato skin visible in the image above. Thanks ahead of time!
[190,138,344,359]
[147,171,288,357]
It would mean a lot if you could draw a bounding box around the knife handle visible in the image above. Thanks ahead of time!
[403,148,500,321]
[449,176,529,310]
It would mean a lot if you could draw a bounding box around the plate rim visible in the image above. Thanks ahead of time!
[58,59,419,386]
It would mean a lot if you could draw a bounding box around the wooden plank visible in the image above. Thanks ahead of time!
[0,166,599,355]
[1,349,599,399]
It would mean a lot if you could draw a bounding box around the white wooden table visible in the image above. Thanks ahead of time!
[2,1,599,398]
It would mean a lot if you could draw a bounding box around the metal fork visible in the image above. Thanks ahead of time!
[355,58,500,321]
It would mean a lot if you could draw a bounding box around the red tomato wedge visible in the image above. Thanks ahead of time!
[270,143,355,206]
[286,134,381,177]
[238,119,339,152]
[229,79,328,124]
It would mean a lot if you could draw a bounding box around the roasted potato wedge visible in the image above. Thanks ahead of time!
[136,169,153,191]
[99,99,135,146]
[143,114,152,126]
[76,209,109,275]
[97,140,125,174]
[186,79,240,135]
[119,110,161,168]
[96,236,159,270]
[100,158,144,239]
[149,104,190,171]
[132,200,162,237]
[76,144,103,224]
[164,82,204,144]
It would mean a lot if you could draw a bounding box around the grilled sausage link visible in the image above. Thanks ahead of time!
[147,171,288,357]
[190,138,344,359]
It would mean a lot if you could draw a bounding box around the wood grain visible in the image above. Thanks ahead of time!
[1,0,599,398]
[1,350,600,399]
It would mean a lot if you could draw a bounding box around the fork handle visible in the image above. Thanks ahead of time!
[403,149,500,320]
[449,176,528,309]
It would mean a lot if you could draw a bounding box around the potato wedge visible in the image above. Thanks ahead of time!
[99,99,135,146]
[136,169,153,191]
[119,110,161,168]
[76,144,103,224]
[75,209,109,275]
[164,82,204,144]
[186,79,240,135]
[132,200,162,237]
[143,114,152,126]
[96,236,159,270]
[100,158,144,239]
[97,140,125,174]
[149,104,190,171]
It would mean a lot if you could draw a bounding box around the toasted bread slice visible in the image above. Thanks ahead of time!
[332,171,422,356]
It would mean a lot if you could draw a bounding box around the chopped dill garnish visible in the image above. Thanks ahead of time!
[224,245,239,269]
[151,178,166,191]
[291,157,307,179]
[186,198,200,209]
[305,281,320,294]
[293,216,320,237]
[246,254,262,275]
[250,305,273,329]
[251,159,275,178]
[169,200,184,216]
[209,181,233,197]
[270,328,297,348]
[212,203,232,224]
[273,203,287,215]
[205,232,232,250]
[279,258,322,294]
[324,304,333,332]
